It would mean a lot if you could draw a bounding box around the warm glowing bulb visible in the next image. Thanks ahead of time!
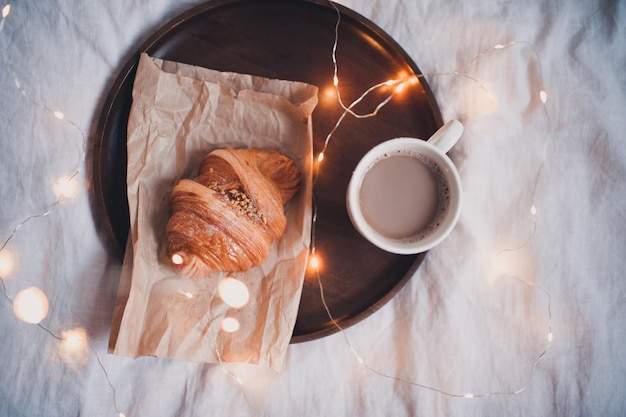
[317,152,325,163]
[62,329,86,350]
[218,277,250,308]
[539,90,548,103]
[60,327,90,368]
[0,250,15,276]
[171,253,184,265]
[309,254,319,269]
[333,75,339,86]
[13,286,49,324]
[494,44,505,49]
[53,111,64,120]
[530,205,537,216]
[307,253,323,275]
[356,356,364,365]
[221,317,241,333]
[547,332,553,342]
[464,393,475,399]
[53,175,80,199]
[1,4,10,19]
[394,82,405,93]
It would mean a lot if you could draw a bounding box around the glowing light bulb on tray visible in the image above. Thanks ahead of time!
[171,253,184,265]
[306,252,324,277]
[221,317,240,333]
[218,277,250,308]
[309,254,320,270]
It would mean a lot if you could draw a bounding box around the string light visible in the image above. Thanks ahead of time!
[59,327,91,368]
[0,0,555,411]
[53,174,81,199]
[218,277,250,308]
[61,328,88,351]
[221,317,241,333]
[171,253,184,265]
[12,286,49,324]
[313,2,410,175]
[0,6,126,415]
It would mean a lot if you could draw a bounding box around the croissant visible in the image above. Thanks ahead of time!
[166,147,301,277]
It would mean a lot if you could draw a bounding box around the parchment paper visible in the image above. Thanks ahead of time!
[109,53,318,371]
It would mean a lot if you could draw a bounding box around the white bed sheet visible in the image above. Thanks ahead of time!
[1,0,625,416]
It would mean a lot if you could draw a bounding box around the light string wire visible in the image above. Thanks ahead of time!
[0,4,125,416]
[309,0,554,398]
[0,0,555,411]
[212,336,259,417]
[315,2,404,174]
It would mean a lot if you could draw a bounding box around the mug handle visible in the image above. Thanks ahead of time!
[426,120,464,153]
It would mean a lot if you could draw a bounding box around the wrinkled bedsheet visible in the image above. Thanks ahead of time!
[1,0,625,416]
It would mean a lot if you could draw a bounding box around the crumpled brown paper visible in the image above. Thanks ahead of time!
[109,53,318,371]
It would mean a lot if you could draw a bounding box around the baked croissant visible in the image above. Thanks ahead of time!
[166,147,301,277]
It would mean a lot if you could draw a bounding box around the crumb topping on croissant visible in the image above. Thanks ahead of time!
[166,147,301,277]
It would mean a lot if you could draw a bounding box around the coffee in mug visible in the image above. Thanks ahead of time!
[347,120,464,254]
[358,151,449,240]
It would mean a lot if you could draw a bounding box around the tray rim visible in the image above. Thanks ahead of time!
[92,0,443,343]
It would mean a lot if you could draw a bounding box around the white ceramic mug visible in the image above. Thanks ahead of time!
[346,120,464,254]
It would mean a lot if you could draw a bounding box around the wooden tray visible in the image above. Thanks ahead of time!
[92,0,442,343]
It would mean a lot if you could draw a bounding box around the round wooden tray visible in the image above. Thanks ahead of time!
[93,0,442,343]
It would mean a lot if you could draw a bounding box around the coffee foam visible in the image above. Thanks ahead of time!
[364,149,451,244]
